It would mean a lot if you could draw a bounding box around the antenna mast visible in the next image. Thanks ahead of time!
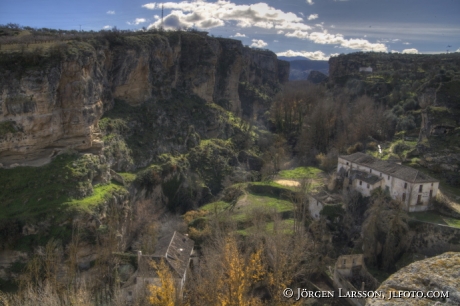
[161,4,164,30]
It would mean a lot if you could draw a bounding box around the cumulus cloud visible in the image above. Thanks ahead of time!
[141,1,387,52]
[232,32,246,37]
[457,48,460,52]
[391,50,400,53]
[403,42,411,45]
[250,39,268,48]
[402,48,418,54]
[143,1,305,30]
[127,18,148,25]
[287,31,387,52]
[277,50,338,60]
[103,25,112,29]
[107,10,115,15]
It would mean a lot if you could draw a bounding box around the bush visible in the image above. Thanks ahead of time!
[347,142,364,155]
[392,105,404,116]
[367,142,378,151]
[396,115,416,131]
[403,98,418,111]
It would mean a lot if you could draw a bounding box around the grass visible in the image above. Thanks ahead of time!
[237,219,295,236]
[278,167,322,179]
[231,193,294,222]
[200,201,231,213]
[0,153,127,222]
[119,172,136,184]
[409,211,460,228]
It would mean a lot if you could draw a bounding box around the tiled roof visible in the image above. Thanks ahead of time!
[139,231,194,279]
[349,170,383,185]
[340,152,438,183]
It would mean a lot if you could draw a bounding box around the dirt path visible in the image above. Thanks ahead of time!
[235,191,249,209]
[274,179,300,187]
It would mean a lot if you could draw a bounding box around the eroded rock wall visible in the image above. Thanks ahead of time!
[0,32,288,167]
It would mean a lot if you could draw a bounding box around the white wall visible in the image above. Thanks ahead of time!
[337,158,438,212]
[308,195,323,219]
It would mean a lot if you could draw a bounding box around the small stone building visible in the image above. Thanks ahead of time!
[359,66,373,73]
[307,192,342,219]
[122,231,194,303]
[337,152,439,212]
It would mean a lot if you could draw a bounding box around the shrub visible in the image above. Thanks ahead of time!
[347,142,364,155]
[396,115,416,131]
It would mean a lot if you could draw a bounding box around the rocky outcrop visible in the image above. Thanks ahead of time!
[366,252,460,305]
[0,32,288,167]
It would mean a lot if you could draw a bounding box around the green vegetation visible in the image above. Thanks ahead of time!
[0,153,126,221]
[278,166,322,179]
[409,211,460,228]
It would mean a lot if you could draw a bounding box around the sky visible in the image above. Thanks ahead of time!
[1,0,459,60]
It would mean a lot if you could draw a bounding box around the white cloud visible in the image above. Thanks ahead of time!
[103,25,112,29]
[456,48,460,52]
[250,39,268,48]
[277,50,337,61]
[143,1,305,31]
[299,12,304,17]
[154,15,160,19]
[330,25,335,28]
[107,10,115,15]
[402,48,418,54]
[273,40,279,42]
[141,1,387,52]
[127,18,148,25]
[287,31,388,52]
[403,42,411,45]
[391,50,400,53]
[232,32,246,37]
[306,0,314,5]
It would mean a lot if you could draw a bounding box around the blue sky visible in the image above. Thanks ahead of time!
[1,0,459,60]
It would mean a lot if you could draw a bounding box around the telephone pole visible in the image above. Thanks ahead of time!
[161,4,164,30]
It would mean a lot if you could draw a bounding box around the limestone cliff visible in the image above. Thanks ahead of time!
[366,252,460,305]
[0,32,289,167]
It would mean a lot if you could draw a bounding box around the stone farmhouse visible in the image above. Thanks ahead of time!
[337,152,439,212]
[122,231,194,303]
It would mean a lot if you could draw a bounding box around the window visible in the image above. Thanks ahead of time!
[388,175,390,180]
[359,180,362,186]
[431,182,433,187]
[380,173,382,177]
[349,178,352,185]
[417,195,422,204]
[429,190,433,200]
[402,193,406,202]
[346,162,349,165]
[317,201,319,206]
[370,169,372,173]
[404,182,407,189]
[342,259,346,266]
[419,185,423,192]
[352,259,355,264]
[367,184,370,189]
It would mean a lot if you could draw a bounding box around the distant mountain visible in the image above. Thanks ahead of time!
[277,56,329,80]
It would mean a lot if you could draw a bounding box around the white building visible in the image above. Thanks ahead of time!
[359,66,373,73]
[337,152,439,212]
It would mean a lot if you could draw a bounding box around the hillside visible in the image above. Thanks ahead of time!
[328,52,460,201]
[0,30,290,291]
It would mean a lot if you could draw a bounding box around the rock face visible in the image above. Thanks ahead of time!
[0,32,289,167]
[366,252,460,306]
